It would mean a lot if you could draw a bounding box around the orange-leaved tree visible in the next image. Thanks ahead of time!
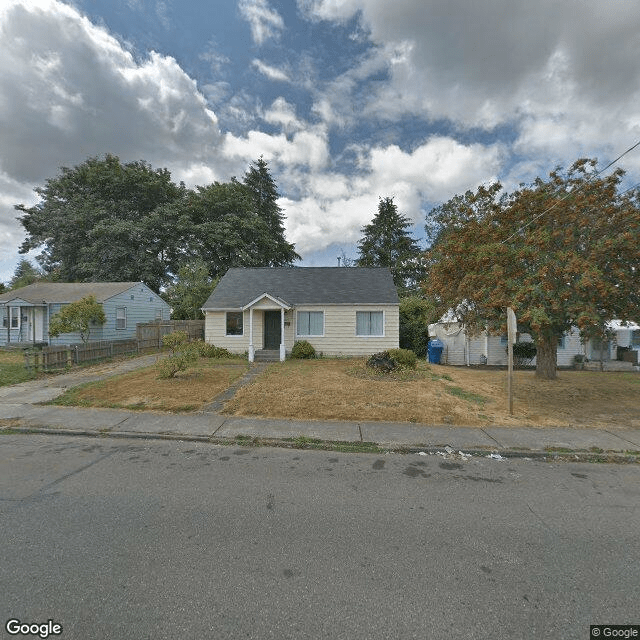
[424,159,640,379]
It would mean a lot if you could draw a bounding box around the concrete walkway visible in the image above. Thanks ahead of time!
[1,356,639,459]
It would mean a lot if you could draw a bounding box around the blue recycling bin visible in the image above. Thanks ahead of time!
[428,339,444,364]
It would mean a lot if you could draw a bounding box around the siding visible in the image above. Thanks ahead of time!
[1,283,170,346]
[205,305,400,356]
[429,323,586,367]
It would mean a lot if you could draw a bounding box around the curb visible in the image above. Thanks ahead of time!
[2,424,639,463]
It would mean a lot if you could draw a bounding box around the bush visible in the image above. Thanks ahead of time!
[193,340,234,359]
[157,331,199,378]
[508,341,537,367]
[366,351,397,373]
[291,340,316,359]
[388,348,417,369]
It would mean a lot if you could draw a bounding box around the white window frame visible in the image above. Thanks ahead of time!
[116,307,127,330]
[226,311,244,337]
[356,310,384,337]
[632,330,640,347]
[296,310,324,337]
[557,335,566,349]
[10,307,20,330]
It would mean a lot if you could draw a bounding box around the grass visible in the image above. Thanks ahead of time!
[222,357,640,429]
[50,357,249,412]
[0,349,39,386]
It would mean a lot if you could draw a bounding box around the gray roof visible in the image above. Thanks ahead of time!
[0,282,142,304]
[202,268,399,308]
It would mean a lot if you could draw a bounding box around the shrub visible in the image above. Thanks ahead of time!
[366,351,396,373]
[193,340,234,359]
[157,331,199,378]
[291,340,316,359]
[508,341,537,367]
[388,348,418,369]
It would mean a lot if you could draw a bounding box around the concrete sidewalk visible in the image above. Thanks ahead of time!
[1,402,639,459]
[1,354,639,459]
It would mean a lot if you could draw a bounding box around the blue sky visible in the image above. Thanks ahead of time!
[2,0,640,283]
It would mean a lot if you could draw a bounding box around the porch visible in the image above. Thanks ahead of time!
[244,293,291,363]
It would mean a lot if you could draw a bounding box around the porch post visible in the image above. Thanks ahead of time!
[248,308,254,363]
[279,308,285,361]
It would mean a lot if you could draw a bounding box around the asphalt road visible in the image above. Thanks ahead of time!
[1,434,638,640]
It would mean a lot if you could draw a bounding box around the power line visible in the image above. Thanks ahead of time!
[501,141,640,244]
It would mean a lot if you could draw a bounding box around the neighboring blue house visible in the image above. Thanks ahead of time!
[0,282,170,346]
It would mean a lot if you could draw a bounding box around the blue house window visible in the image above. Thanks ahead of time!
[116,307,126,330]
[632,330,640,347]
[10,307,20,329]
[557,336,565,349]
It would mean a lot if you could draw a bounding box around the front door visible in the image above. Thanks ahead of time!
[263,311,281,350]
[34,308,44,342]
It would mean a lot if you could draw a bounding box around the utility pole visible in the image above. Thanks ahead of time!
[507,307,517,415]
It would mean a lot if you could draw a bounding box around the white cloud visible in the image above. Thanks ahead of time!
[263,97,304,133]
[251,59,291,82]
[238,0,285,46]
[299,0,640,175]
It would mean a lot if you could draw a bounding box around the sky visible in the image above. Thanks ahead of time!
[2,0,640,284]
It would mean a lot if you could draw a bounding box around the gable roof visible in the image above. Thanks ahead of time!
[0,282,143,305]
[202,268,399,309]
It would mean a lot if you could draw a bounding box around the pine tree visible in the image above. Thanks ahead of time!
[243,156,300,266]
[356,197,424,295]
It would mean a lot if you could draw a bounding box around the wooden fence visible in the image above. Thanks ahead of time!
[136,320,204,351]
[23,321,205,372]
[25,339,139,372]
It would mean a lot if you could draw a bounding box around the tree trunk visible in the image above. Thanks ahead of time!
[536,335,557,380]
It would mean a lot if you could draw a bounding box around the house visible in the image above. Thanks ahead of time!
[0,282,170,346]
[428,317,640,367]
[201,267,399,361]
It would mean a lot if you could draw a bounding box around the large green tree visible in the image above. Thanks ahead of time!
[162,261,217,320]
[17,155,299,290]
[425,159,640,379]
[243,156,300,266]
[357,197,425,295]
[16,155,186,291]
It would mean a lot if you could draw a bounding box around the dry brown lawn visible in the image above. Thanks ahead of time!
[55,358,249,412]
[222,358,640,429]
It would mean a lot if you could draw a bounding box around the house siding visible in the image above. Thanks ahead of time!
[205,305,400,356]
[429,323,585,367]
[1,283,169,346]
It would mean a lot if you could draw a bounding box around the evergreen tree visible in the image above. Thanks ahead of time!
[243,156,300,266]
[356,197,425,295]
[163,261,217,320]
[9,258,42,289]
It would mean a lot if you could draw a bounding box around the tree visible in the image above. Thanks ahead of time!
[424,159,640,380]
[399,296,438,357]
[243,156,300,266]
[357,197,425,295]
[16,155,185,291]
[9,259,42,289]
[163,261,217,320]
[47,295,106,344]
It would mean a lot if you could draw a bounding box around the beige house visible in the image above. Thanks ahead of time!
[202,267,399,362]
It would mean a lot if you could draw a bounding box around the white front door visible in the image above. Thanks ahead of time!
[34,307,44,342]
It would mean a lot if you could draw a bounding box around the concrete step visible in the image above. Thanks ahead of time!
[254,350,280,362]
[584,360,636,372]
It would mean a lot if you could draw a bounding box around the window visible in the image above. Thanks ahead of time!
[500,335,508,346]
[632,330,640,347]
[10,307,19,329]
[297,311,323,336]
[155,308,163,321]
[2,309,7,328]
[116,307,126,330]
[356,311,383,336]
[226,312,243,336]
[557,335,565,349]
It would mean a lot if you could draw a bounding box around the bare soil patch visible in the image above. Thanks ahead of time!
[53,358,249,412]
[223,359,640,429]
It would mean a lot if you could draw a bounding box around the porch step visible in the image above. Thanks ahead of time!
[584,360,636,372]
[254,350,281,362]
